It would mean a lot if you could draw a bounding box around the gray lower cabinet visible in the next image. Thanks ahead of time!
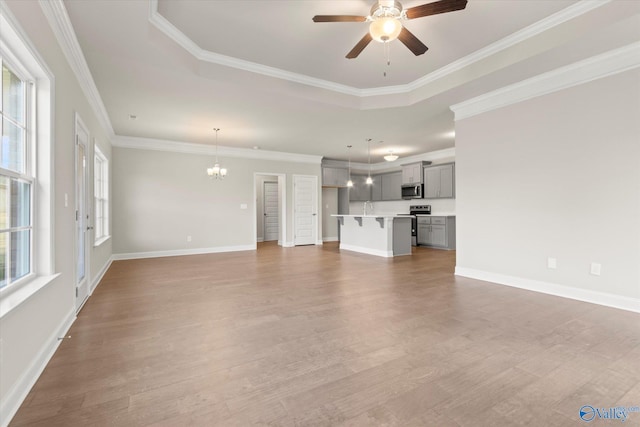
[348,175,371,201]
[424,163,455,199]
[416,216,456,249]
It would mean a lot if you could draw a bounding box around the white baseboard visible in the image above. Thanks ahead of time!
[282,241,294,248]
[90,256,113,294]
[315,240,324,245]
[339,243,393,258]
[0,308,76,427]
[113,245,255,260]
[455,267,640,313]
[256,237,264,243]
[323,237,338,242]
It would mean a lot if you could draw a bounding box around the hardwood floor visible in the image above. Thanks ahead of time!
[11,242,640,426]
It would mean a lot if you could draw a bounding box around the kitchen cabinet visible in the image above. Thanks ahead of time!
[348,175,371,201]
[370,172,402,201]
[416,216,455,249]
[381,171,402,200]
[424,163,455,199]
[322,167,349,187]
[401,162,422,185]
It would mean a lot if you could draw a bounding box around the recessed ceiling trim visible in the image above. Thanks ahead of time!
[149,0,610,100]
[148,0,361,96]
[451,41,640,121]
[113,135,323,164]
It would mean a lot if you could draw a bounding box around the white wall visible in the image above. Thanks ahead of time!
[0,1,113,424]
[112,147,321,256]
[455,69,640,305]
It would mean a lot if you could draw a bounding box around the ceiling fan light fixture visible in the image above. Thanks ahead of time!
[369,17,402,43]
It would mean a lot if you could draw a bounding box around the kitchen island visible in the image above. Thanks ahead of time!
[332,215,412,257]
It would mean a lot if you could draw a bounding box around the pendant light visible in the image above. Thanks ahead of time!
[206,128,227,179]
[366,138,373,185]
[346,145,353,187]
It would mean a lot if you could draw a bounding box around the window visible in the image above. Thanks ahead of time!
[0,7,54,316]
[94,145,109,244]
[1,60,33,289]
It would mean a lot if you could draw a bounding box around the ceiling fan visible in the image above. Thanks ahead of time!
[312,0,468,59]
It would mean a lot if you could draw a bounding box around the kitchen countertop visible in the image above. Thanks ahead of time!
[331,214,413,219]
[415,213,456,217]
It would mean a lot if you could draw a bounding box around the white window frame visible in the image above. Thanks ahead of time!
[0,5,56,319]
[0,57,35,289]
[93,144,109,246]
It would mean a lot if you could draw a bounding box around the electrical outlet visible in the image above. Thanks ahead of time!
[547,257,557,269]
[590,263,601,276]
[240,204,248,210]
[186,235,192,242]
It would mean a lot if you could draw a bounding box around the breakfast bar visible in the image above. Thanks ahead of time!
[332,214,412,257]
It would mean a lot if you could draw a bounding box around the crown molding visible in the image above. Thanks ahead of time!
[112,136,323,164]
[451,41,640,121]
[149,0,609,100]
[38,0,114,138]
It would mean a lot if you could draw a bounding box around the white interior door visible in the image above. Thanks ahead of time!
[75,115,90,311]
[293,175,318,246]
[263,181,279,242]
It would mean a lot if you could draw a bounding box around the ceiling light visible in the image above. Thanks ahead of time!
[369,16,402,43]
[347,145,353,187]
[366,138,373,185]
[206,128,227,179]
[384,151,399,162]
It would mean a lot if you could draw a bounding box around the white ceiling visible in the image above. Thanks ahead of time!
[63,0,640,163]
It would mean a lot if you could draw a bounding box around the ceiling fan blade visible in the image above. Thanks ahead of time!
[398,27,428,56]
[346,33,373,59]
[405,0,468,19]
[312,15,367,23]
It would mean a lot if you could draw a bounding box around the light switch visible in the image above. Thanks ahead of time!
[590,263,601,276]
[547,257,556,269]
[240,204,248,210]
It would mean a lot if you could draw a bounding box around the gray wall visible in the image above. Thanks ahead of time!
[322,188,338,241]
[112,147,321,255]
[455,69,640,300]
[0,0,113,418]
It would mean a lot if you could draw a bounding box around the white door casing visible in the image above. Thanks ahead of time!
[75,114,90,311]
[293,175,318,246]
[263,181,279,242]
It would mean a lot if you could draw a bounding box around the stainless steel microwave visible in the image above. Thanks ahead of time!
[401,184,423,199]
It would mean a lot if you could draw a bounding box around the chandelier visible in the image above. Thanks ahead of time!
[206,128,227,179]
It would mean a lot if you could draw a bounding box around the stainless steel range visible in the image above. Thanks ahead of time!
[399,205,431,246]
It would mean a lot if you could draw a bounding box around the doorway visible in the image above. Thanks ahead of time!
[263,181,279,241]
[254,173,286,247]
[75,114,90,312]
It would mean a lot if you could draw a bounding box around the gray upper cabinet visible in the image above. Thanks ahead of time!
[401,162,423,185]
[401,161,432,185]
[348,175,371,201]
[424,163,455,199]
[371,171,402,201]
[381,172,402,200]
[371,175,383,201]
[322,167,349,187]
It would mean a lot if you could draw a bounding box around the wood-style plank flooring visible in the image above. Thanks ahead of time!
[11,242,640,426]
